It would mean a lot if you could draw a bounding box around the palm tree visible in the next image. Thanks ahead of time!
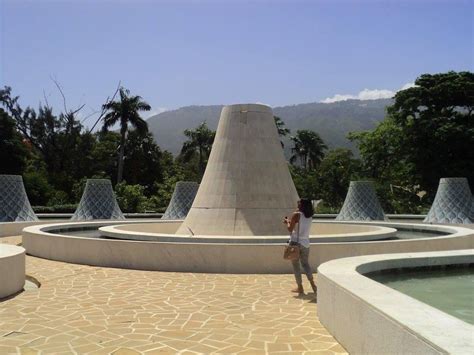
[102,87,151,183]
[274,116,290,147]
[180,122,215,176]
[290,130,327,170]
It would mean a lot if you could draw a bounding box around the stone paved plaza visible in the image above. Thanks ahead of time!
[0,237,345,354]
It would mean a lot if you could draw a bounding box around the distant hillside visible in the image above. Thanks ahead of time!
[146,98,392,156]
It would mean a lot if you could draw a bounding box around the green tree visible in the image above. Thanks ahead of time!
[122,130,166,191]
[180,121,215,177]
[0,86,97,198]
[22,161,53,206]
[316,149,362,209]
[348,118,409,181]
[90,131,121,180]
[274,116,290,147]
[350,71,474,201]
[290,130,328,170]
[0,108,29,174]
[101,87,151,184]
[154,166,188,208]
[0,86,40,151]
[290,166,320,201]
[115,183,147,213]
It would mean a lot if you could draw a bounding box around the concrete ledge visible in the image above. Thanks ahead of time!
[0,220,66,237]
[24,212,426,220]
[311,221,474,266]
[0,244,25,299]
[99,221,396,243]
[34,213,165,219]
[0,219,159,238]
[318,250,474,355]
[22,221,474,273]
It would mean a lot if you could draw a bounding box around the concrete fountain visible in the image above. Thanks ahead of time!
[20,104,474,273]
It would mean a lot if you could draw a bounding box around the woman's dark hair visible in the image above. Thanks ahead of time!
[299,198,314,218]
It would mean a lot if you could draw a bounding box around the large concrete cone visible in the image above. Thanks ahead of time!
[162,181,199,220]
[336,181,386,221]
[0,175,38,222]
[424,178,474,224]
[71,179,125,220]
[177,104,299,236]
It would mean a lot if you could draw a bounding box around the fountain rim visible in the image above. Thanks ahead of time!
[99,221,396,241]
[20,219,473,274]
[21,219,473,245]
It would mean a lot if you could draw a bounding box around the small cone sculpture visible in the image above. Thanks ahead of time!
[424,178,474,224]
[336,181,386,221]
[71,179,125,220]
[0,175,38,222]
[177,104,299,236]
[162,181,199,220]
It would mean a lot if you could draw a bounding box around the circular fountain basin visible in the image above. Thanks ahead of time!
[98,221,396,243]
[21,220,474,274]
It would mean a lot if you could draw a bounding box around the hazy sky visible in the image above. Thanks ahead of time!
[1,0,472,127]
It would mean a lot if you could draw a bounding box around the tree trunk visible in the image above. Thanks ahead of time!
[117,127,126,184]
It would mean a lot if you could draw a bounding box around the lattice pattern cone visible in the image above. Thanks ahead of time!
[177,104,299,236]
[0,175,38,222]
[71,179,125,220]
[336,181,386,221]
[424,178,474,224]
[162,181,199,220]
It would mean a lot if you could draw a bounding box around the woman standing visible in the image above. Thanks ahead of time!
[283,198,317,295]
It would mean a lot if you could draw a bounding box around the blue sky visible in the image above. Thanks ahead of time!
[0,0,472,127]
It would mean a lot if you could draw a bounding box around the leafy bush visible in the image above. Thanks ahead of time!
[23,167,53,206]
[140,195,165,213]
[33,204,77,213]
[315,201,339,214]
[115,183,148,213]
[47,190,70,206]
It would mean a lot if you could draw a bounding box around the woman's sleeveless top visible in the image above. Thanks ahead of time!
[291,212,312,248]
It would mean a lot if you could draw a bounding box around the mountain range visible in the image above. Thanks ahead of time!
[146,98,392,156]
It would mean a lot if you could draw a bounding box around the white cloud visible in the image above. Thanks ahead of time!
[321,82,416,103]
[358,88,395,100]
[321,94,355,103]
[400,82,416,90]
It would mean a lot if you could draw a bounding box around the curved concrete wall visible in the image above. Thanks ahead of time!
[0,245,25,299]
[22,221,474,274]
[0,220,65,237]
[113,221,390,235]
[100,222,396,243]
[318,250,474,354]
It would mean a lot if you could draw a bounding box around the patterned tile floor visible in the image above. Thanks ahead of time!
[0,236,346,354]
